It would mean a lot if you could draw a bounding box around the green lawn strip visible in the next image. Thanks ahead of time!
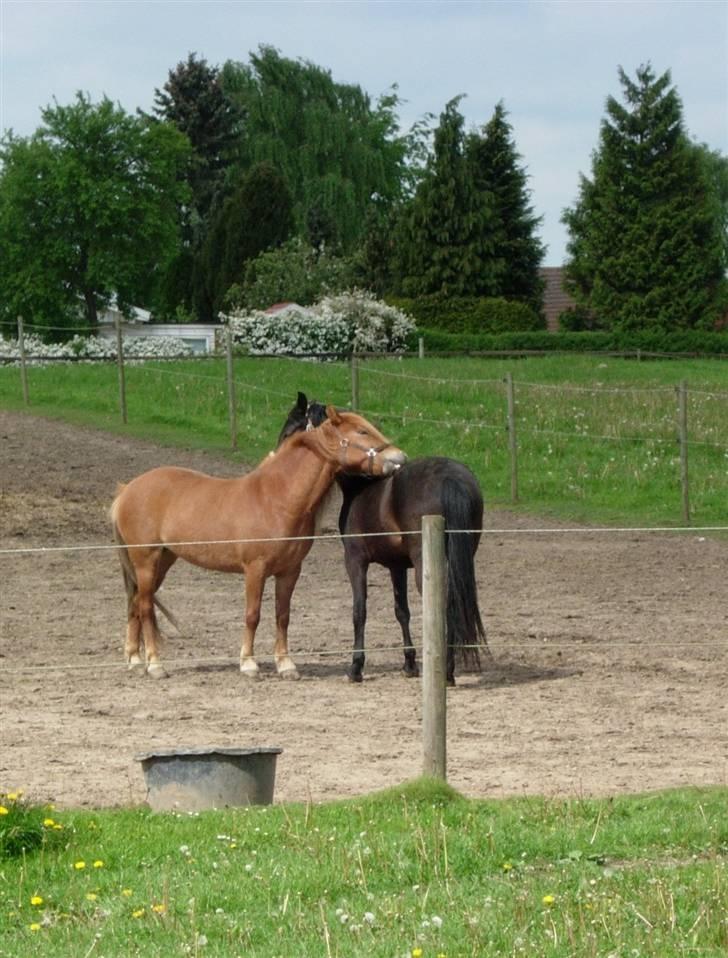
[2,780,726,956]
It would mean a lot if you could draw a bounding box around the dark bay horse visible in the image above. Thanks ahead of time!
[111,405,406,679]
[279,393,489,685]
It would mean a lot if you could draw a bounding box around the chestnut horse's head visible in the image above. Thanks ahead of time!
[278,393,405,477]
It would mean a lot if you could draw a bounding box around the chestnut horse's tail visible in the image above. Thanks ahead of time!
[110,490,181,633]
[441,475,489,672]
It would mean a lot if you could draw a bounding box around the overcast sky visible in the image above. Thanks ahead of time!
[1,0,726,264]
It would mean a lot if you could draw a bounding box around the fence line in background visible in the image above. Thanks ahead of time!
[3,347,727,524]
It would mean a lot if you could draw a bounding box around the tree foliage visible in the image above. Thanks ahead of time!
[395,98,544,308]
[196,163,294,320]
[220,46,408,253]
[0,93,190,334]
[562,64,727,331]
[225,238,355,312]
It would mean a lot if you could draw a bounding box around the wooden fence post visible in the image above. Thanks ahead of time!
[351,353,360,411]
[115,315,127,424]
[505,372,518,503]
[422,514,447,780]
[226,326,238,450]
[677,380,690,525]
[418,336,425,359]
[17,316,29,406]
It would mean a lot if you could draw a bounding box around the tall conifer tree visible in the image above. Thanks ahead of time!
[397,97,482,295]
[466,102,544,310]
[562,64,726,331]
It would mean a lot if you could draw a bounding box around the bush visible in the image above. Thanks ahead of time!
[224,290,417,356]
[388,294,545,334]
[0,333,193,364]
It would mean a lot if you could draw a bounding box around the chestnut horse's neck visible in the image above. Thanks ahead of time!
[258,429,340,521]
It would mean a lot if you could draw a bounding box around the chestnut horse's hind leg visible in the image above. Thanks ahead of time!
[390,565,419,678]
[273,566,302,680]
[240,566,266,679]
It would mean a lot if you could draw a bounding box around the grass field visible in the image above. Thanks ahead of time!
[2,779,727,957]
[1,352,726,527]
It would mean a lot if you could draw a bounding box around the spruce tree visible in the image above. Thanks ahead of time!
[562,64,726,331]
[153,52,240,225]
[466,102,545,310]
[397,97,482,296]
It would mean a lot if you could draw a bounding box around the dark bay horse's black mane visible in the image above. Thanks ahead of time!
[278,392,489,685]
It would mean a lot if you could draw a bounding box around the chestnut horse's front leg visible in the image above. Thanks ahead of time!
[240,565,266,679]
[273,566,302,680]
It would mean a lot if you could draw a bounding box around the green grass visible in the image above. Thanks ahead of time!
[1,353,727,526]
[1,779,726,956]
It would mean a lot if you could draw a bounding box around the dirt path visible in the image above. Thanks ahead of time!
[1,409,726,809]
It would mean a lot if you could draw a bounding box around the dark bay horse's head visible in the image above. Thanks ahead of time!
[276,392,332,448]
[278,393,404,476]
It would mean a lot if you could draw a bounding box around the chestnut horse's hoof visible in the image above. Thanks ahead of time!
[127,654,144,671]
[279,667,300,681]
[146,662,168,679]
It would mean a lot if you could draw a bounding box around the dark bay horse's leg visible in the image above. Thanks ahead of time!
[389,565,418,678]
[345,552,369,683]
[240,566,266,679]
[413,555,455,687]
[273,566,302,680]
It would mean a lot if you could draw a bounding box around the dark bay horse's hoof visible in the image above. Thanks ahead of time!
[402,666,420,679]
[347,670,364,683]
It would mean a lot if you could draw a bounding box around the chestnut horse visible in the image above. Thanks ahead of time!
[278,393,489,685]
[111,405,406,679]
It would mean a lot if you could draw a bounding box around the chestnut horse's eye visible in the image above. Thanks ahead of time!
[357,429,370,436]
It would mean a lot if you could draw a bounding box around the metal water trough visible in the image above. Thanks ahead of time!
[135,746,283,812]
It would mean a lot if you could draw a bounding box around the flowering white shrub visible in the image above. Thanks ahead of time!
[0,333,193,364]
[224,290,417,356]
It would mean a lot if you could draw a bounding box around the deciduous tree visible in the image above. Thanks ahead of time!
[0,93,190,335]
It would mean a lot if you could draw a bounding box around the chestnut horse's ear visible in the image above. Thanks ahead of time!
[296,391,308,412]
[326,404,342,425]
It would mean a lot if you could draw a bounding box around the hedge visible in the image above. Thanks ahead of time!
[388,295,545,334]
[412,328,728,357]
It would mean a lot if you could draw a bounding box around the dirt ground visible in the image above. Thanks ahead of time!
[1,409,726,809]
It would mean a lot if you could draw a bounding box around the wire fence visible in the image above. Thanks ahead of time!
[2,327,727,525]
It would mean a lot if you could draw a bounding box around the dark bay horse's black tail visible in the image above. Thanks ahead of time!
[442,475,488,672]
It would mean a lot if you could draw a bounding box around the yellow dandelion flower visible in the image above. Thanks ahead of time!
[502,861,513,871]
[132,908,145,919]
[412,950,423,958]
[93,860,104,869]
[29,923,41,932]
[6,792,20,801]
[74,861,86,870]
[121,889,133,897]
[53,823,64,831]
[43,818,55,828]
[0,807,8,816]
[30,896,43,906]
[542,894,555,906]
[152,903,166,914]
[86,893,98,901]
